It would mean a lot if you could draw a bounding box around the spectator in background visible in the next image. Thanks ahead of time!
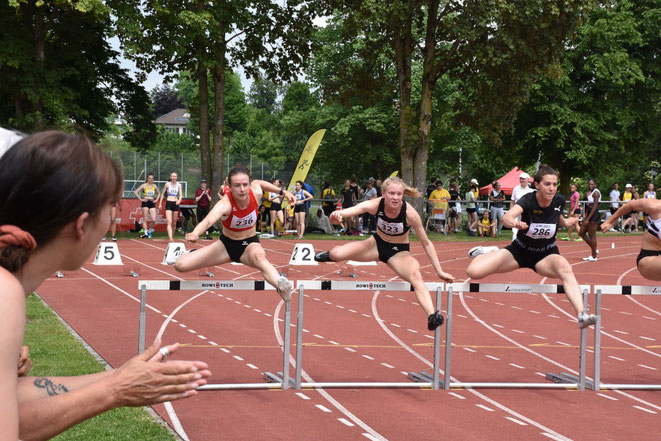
[477,210,495,237]
[643,183,657,230]
[362,178,378,232]
[321,181,336,218]
[510,172,534,241]
[268,178,285,236]
[293,181,313,239]
[350,174,363,202]
[465,181,479,234]
[340,179,357,229]
[429,181,450,234]
[448,183,461,233]
[579,178,601,261]
[426,177,438,199]
[621,184,634,233]
[562,183,582,241]
[307,209,333,234]
[195,179,212,240]
[631,184,641,231]
[375,178,382,197]
[489,181,505,236]
[609,183,622,232]
[257,204,269,233]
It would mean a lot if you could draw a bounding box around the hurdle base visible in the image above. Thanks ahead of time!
[263,371,295,388]
[197,267,215,278]
[407,371,444,388]
[337,269,358,278]
[55,271,64,278]
[123,265,141,278]
[545,372,592,389]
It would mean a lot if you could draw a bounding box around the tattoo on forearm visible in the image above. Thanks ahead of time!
[34,378,69,396]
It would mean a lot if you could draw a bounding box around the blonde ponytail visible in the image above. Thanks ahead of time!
[382,177,421,198]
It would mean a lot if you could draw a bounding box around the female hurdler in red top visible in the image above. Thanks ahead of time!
[171,165,297,301]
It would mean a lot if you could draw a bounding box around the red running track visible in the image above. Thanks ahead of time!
[37,235,661,440]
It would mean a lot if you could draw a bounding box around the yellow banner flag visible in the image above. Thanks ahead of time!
[389,170,399,177]
[287,129,326,193]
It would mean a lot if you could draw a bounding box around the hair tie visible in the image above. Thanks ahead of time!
[0,225,37,252]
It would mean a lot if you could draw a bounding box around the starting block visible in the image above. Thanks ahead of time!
[338,260,377,278]
[122,265,141,278]
[162,242,186,265]
[197,267,215,278]
[93,242,123,265]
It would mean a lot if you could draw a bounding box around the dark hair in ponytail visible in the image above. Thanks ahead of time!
[0,131,123,273]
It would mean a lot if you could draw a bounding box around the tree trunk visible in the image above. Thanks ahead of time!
[211,45,226,190]
[196,58,211,187]
[394,20,415,186]
[31,3,47,129]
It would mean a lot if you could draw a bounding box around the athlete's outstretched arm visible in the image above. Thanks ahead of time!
[407,206,454,282]
[186,197,230,242]
[329,198,379,224]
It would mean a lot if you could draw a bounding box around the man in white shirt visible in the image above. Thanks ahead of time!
[510,172,535,240]
[608,183,622,231]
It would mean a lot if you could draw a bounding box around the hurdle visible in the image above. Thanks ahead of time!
[137,280,293,390]
[591,285,661,391]
[445,283,591,390]
[265,280,446,390]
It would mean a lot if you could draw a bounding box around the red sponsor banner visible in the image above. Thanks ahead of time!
[113,198,196,232]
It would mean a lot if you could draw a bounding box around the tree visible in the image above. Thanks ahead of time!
[248,80,280,114]
[0,0,154,146]
[319,0,591,193]
[113,0,324,190]
[151,84,185,118]
[504,0,661,194]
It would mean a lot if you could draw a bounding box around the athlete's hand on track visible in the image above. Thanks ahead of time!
[185,233,199,242]
[108,340,211,407]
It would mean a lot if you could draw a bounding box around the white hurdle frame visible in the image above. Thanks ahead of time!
[592,285,661,391]
[269,280,445,390]
[137,280,292,390]
[446,282,591,390]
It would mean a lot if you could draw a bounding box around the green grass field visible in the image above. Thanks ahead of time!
[24,293,175,441]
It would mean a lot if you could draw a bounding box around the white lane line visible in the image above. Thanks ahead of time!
[197,334,207,340]
[336,305,345,309]
[338,418,355,427]
[362,355,375,360]
[609,355,625,361]
[345,347,357,353]
[179,323,187,328]
[373,291,574,441]
[485,355,500,361]
[643,316,656,320]
[492,323,504,328]
[380,362,394,369]
[209,341,218,346]
[448,392,465,400]
[619,311,632,315]
[349,309,358,313]
[633,406,657,414]
[597,393,618,401]
[506,417,527,426]
[509,363,525,369]
[246,363,258,370]
[640,336,655,341]
[511,329,525,334]
[556,341,570,346]
[511,306,523,310]
[329,340,339,345]
[533,335,547,340]
[187,329,196,334]
[316,404,332,413]
[391,323,401,328]
[638,364,657,371]
[314,334,324,339]
[529,310,540,314]
[406,329,418,334]
[463,348,477,353]
[613,330,629,335]
[495,302,504,306]
[295,392,309,400]
[362,313,371,318]
[233,355,244,361]
[220,348,230,353]
[476,404,494,412]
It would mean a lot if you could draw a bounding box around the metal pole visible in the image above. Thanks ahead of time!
[282,297,291,390]
[444,286,453,390]
[134,151,137,180]
[181,153,184,191]
[578,289,588,391]
[432,287,442,390]
[250,154,253,176]
[139,285,147,354]
[261,162,264,180]
[158,152,161,181]
[295,286,304,390]
[593,291,602,391]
